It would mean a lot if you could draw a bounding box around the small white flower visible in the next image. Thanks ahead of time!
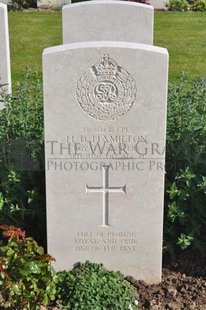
[129,299,139,309]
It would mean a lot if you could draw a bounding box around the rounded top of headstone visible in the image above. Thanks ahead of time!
[62,0,154,11]
[0,3,7,9]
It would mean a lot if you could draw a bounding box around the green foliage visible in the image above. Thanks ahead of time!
[166,0,190,10]
[0,225,56,309]
[191,0,206,10]
[0,70,46,246]
[56,261,137,310]
[8,0,37,11]
[165,73,206,255]
[166,0,206,10]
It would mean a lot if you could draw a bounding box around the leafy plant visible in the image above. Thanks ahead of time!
[191,0,206,10]
[166,0,190,10]
[56,261,138,309]
[0,70,46,246]
[165,73,206,255]
[8,0,37,11]
[0,225,56,309]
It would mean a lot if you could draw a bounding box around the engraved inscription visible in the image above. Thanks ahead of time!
[76,55,137,121]
[86,165,126,226]
[74,231,137,253]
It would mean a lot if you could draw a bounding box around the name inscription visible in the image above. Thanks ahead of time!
[46,126,165,172]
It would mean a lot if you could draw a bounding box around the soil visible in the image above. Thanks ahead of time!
[126,252,206,310]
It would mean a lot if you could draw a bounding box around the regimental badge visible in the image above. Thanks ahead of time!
[76,54,137,121]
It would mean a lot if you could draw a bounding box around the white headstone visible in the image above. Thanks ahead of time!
[62,1,154,45]
[0,3,11,109]
[43,41,168,284]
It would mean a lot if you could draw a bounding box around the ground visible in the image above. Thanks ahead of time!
[126,252,206,310]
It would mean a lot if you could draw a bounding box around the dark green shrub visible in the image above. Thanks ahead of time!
[128,0,150,4]
[8,0,37,11]
[191,0,206,10]
[166,0,190,10]
[165,73,206,255]
[56,261,137,309]
[0,70,45,246]
[0,225,56,309]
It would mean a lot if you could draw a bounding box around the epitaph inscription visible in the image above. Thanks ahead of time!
[86,165,126,227]
[76,55,136,121]
[75,231,137,253]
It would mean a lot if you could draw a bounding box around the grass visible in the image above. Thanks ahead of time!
[8,11,206,83]
[154,12,206,80]
[9,12,62,82]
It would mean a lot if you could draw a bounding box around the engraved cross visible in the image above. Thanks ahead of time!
[86,165,126,227]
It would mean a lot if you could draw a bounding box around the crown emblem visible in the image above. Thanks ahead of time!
[92,54,118,76]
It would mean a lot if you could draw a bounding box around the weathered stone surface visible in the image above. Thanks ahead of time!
[63,1,154,45]
[0,3,11,109]
[43,41,168,284]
